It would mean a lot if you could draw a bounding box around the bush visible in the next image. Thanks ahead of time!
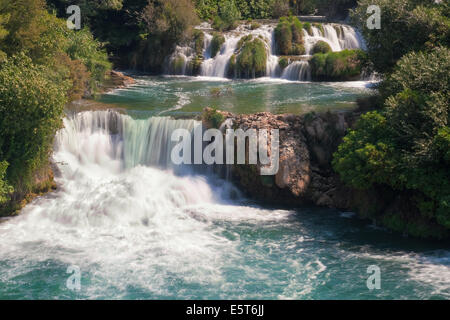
[333,111,397,189]
[278,57,289,69]
[227,53,237,78]
[292,44,306,55]
[0,54,69,193]
[202,107,225,129]
[211,32,225,57]
[212,0,241,31]
[310,49,366,81]
[274,17,292,55]
[351,0,450,73]
[193,30,205,56]
[313,23,324,34]
[312,41,332,54]
[65,28,112,93]
[380,47,450,100]
[275,16,306,55]
[303,22,312,35]
[333,47,450,237]
[250,22,261,30]
[236,36,267,78]
[0,161,13,204]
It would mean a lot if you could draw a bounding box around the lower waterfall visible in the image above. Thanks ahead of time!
[0,110,448,299]
[281,61,311,81]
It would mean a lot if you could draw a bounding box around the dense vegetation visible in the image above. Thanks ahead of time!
[227,35,268,78]
[43,0,357,71]
[274,16,305,55]
[0,0,111,212]
[310,49,367,81]
[333,0,450,238]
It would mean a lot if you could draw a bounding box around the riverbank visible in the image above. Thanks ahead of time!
[0,71,136,218]
[204,107,450,240]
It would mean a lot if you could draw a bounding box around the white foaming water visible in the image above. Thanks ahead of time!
[281,61,311,81]
[201,24,280,78]
[168,22,364,80]
[303,24,364,55]
[0,110,293,298]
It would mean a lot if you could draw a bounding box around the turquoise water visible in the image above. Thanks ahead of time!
[0,78,448,300]
[1,203,449,300]
[98,76,374,116]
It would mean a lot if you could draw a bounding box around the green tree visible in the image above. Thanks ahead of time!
[0,54,69,192]
[333,47,450,237]
[0,161,13,204]
[351,0,450,73]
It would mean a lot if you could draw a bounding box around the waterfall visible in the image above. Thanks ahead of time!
[281,61,311,81]
[200,24,279,78]
[303,24,364,55]
[201,34,240,78]
[57,110,200,172]
[166,22,364,80]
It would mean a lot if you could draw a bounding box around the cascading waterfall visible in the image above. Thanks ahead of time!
[57,110,200,172]
[166,22,364,81]
[303,24,364,55]
[281,61,311,81]
[200,24,280,78]
[1,112,449,299]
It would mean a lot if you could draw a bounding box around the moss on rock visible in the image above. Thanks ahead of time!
[312,41,332,54]
[275,16,305,56]
[236,37,267,78]
[211,32,225,58]
[310,49,367,81]
[193,30,205,56]
[278,57,289,69]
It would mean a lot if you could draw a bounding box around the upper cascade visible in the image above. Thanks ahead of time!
[166,20,365,81]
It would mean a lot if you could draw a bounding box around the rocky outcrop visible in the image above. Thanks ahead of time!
[203,108,360,208]
[100,71,136,93]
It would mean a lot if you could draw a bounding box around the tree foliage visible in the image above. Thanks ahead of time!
[333,46,450,237]
[351,0,450,73]
[0,54,69,192]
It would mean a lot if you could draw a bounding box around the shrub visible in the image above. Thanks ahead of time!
[227,53,237,78]
[274,18,292,55]
[0,161,13,204]
[303,22,312,35]
[351,0,450,73]
[211,32,225,57]
[65,28,112,93]
[310,49,366,81]
[291,44,306,55]
[0,54,69,193]
[291,17,303,43]
[278,57,289,69]
[333,47,450,237]
[236,37,267,78]
[193,30,205,56]
[275,16,305,55]
[202,107,225,129]
[380,47,450,100]
[313,23,324,34]
[250,22,261,30]
[312,41,332,54]
[333,111,397,189]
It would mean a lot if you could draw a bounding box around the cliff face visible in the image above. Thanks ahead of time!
[204,108,359,208]
[204,108,449,239]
